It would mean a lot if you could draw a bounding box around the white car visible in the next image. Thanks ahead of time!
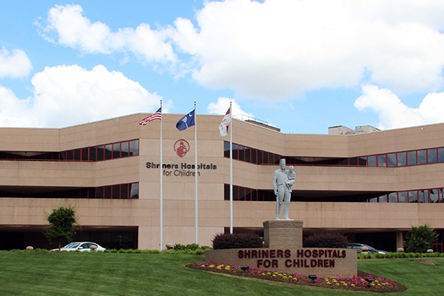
[52,242,106,252]
[347,243,387,254]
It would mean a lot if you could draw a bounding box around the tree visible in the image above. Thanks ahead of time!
[404,224,439,260]
[45,205,80,250]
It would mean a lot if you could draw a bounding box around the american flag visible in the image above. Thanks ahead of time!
[139,107,162,125]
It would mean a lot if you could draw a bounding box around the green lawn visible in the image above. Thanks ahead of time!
[1,252,443,295]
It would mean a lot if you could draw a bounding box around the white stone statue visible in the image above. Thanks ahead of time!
[272,159,295,220]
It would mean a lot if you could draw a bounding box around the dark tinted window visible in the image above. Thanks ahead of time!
[397,152,406,166]
[407,151,417,166]
[97,187,103,199]
[239,187,245,201]
[121,184,128,199]
[378,155,387,167]
[112,185,120,199]
[245,147,251,163]
[359,157,367,166]
[389,192,397,202]
[97,146,104,161]
[129,140,139,156]
[238,146,245,161]
[409,191,418,203]
[417,150,427,165]
[257,150,263,164]
[349,158,357,166]
[427,149,437,164]
[121,142,129,157]
[104,186,112,199]
[224,142,230,158]
[113,143,121,159]
[251,149,256,164]
[439,148,444,163]
[430,189,439,203]
[232,144,238,160]
[105,145,113,160]
[74,149,81,161]
[130,183,139,199]
[368,155,376,166]
[398,191,407,203]
[387,153,396,167]
[82,148,89,161]
[418,190,427,203]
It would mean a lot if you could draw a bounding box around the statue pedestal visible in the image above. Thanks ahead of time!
[263,220,303,249]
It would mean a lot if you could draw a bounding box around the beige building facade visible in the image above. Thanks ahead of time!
[0,113,443,251]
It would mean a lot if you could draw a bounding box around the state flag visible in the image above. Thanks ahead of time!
[176,109,195,131]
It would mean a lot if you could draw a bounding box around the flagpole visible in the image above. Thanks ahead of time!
[229,102,233,234]
[194,101,199,245]
[159,100,163,251]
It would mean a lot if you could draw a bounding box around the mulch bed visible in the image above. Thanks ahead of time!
[186,263,408,293]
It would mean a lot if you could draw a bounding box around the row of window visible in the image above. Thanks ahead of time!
[224,141,444,168]
[0,183,139,199]
[0,140,139,162]
[224,142,281,165]
[366,148,444,167]
[66,183,139,199]
[369,189,443,203]
[223,184,276,201]
[224,184,444,203]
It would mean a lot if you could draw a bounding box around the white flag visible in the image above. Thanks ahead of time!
[219,107,231,137]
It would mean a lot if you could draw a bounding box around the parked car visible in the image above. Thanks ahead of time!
[347,243,387,254]
[51,242,106,252]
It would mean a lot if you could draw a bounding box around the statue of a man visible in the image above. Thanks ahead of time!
[272,159,293,220]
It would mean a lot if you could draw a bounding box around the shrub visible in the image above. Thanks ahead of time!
[212,232,263,249]
[173,243,204,251]
[195,249,205,255]
[173,244,186,251]
[375,253,385,259]
[303,232,348,248]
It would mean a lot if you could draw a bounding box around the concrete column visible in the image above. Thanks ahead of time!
[396,231,404,250]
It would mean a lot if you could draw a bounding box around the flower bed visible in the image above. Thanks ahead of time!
[186,262,407,292]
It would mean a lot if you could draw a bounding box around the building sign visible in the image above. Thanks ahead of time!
[145,138,217,177]
[237,248,347,269]
[145,162,217,177]
[174,139,189,158]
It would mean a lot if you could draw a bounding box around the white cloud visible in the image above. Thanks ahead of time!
[176,0,444,99]
[0,65,162,128]
[37,1,444,100]
[207,97,254,120]
[354,84,444,130]
[0,86,33,126]
[0,48,32,78]
[38,4,176,63]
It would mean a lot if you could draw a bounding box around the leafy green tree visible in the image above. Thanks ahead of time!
[45,205,80,250]
[405,224,439,260]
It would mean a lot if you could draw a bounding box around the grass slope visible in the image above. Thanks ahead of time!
[0,252,443,295]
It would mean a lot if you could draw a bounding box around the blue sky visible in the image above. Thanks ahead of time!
[2,0,444,134]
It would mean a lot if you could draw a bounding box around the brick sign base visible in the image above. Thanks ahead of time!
[205,220,357,277]
[205,247,357,277]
